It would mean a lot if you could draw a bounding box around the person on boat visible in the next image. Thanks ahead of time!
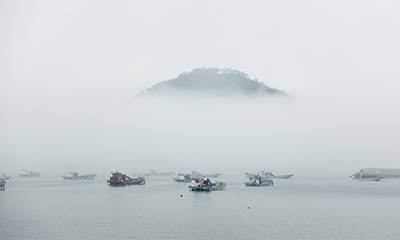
[207,178,211,187]
[259,177,262,184]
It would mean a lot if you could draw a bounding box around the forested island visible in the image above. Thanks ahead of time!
[138,67,286,97]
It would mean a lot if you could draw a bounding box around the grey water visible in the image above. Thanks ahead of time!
[1,175,399,240]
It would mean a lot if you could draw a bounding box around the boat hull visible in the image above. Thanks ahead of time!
[19,174,40,177]
[201,173,222,178]
[63,174,97,180]
[189,182,226,191]
[245,181,273,187]
[107,179,145,186]
[352,177,382,182]
[173,178,192,182]
[145,172,175,177]
[272,174,293,179]
[20,170,40,177]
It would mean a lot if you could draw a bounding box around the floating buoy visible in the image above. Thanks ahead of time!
[181,194,183,197]
[247,206,250,209]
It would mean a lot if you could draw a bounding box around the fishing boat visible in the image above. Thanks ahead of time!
[19,169,40,177]
[245,170,293,179]
[173,171,204,182]
[352,177,382,182]
[63,171,97,180]
[272,174,294,179]
[0,179,5,190]
[192,170,222,178]
[201,173,222,178]
[245,177,274,187]
[189,178,226,191]
[350,171,382,181]
[2,174,11,180]
[173,173,194,182]
[144,169,175,177]
[107,171,145,186]
[350,168,400,179]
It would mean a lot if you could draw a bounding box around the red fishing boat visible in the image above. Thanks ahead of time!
[107,171,145,186]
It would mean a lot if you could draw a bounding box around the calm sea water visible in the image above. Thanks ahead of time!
[1,175,399,240]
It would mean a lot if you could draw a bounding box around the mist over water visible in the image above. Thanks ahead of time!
[2,87,399,178]
[2,1,400,179]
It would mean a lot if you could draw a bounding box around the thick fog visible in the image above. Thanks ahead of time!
[1,1,400,178]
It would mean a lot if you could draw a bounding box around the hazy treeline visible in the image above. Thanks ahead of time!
[139,67,287,96]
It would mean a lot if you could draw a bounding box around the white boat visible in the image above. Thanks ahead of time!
[63,172,97,180]
[245,171,293,179]
[1,174,11,180]
[143,169,175,177]
[350,168,400,179]
[19,169,40,177]
[189,178,226,191]
[273,174,294,179]
[245,176,274,187]
[191,170,222,178]
[173,173,193,182]
[353,177,382,182]
[173,171,203,182]
[201,173,222,178]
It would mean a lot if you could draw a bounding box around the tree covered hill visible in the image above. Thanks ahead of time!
[138,67,286,96]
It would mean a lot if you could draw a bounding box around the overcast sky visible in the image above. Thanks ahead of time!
[1,1,400,177]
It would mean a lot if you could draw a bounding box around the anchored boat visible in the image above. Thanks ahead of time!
[245,176,274,187]
[107,171,145,186]
[173,173,194,182]
[245,170,293,179]
[2,174,11,180]
[143,169,175,177]
[350,168,400,179]
[352,177,382,182]
[63,171,97,180]
[192,170,222,178]
[19,169,40,177]
[189,178,226,191]
[173,171,203,182]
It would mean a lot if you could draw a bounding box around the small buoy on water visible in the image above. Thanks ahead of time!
[181,194,183,197]
[247,206,250,209]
